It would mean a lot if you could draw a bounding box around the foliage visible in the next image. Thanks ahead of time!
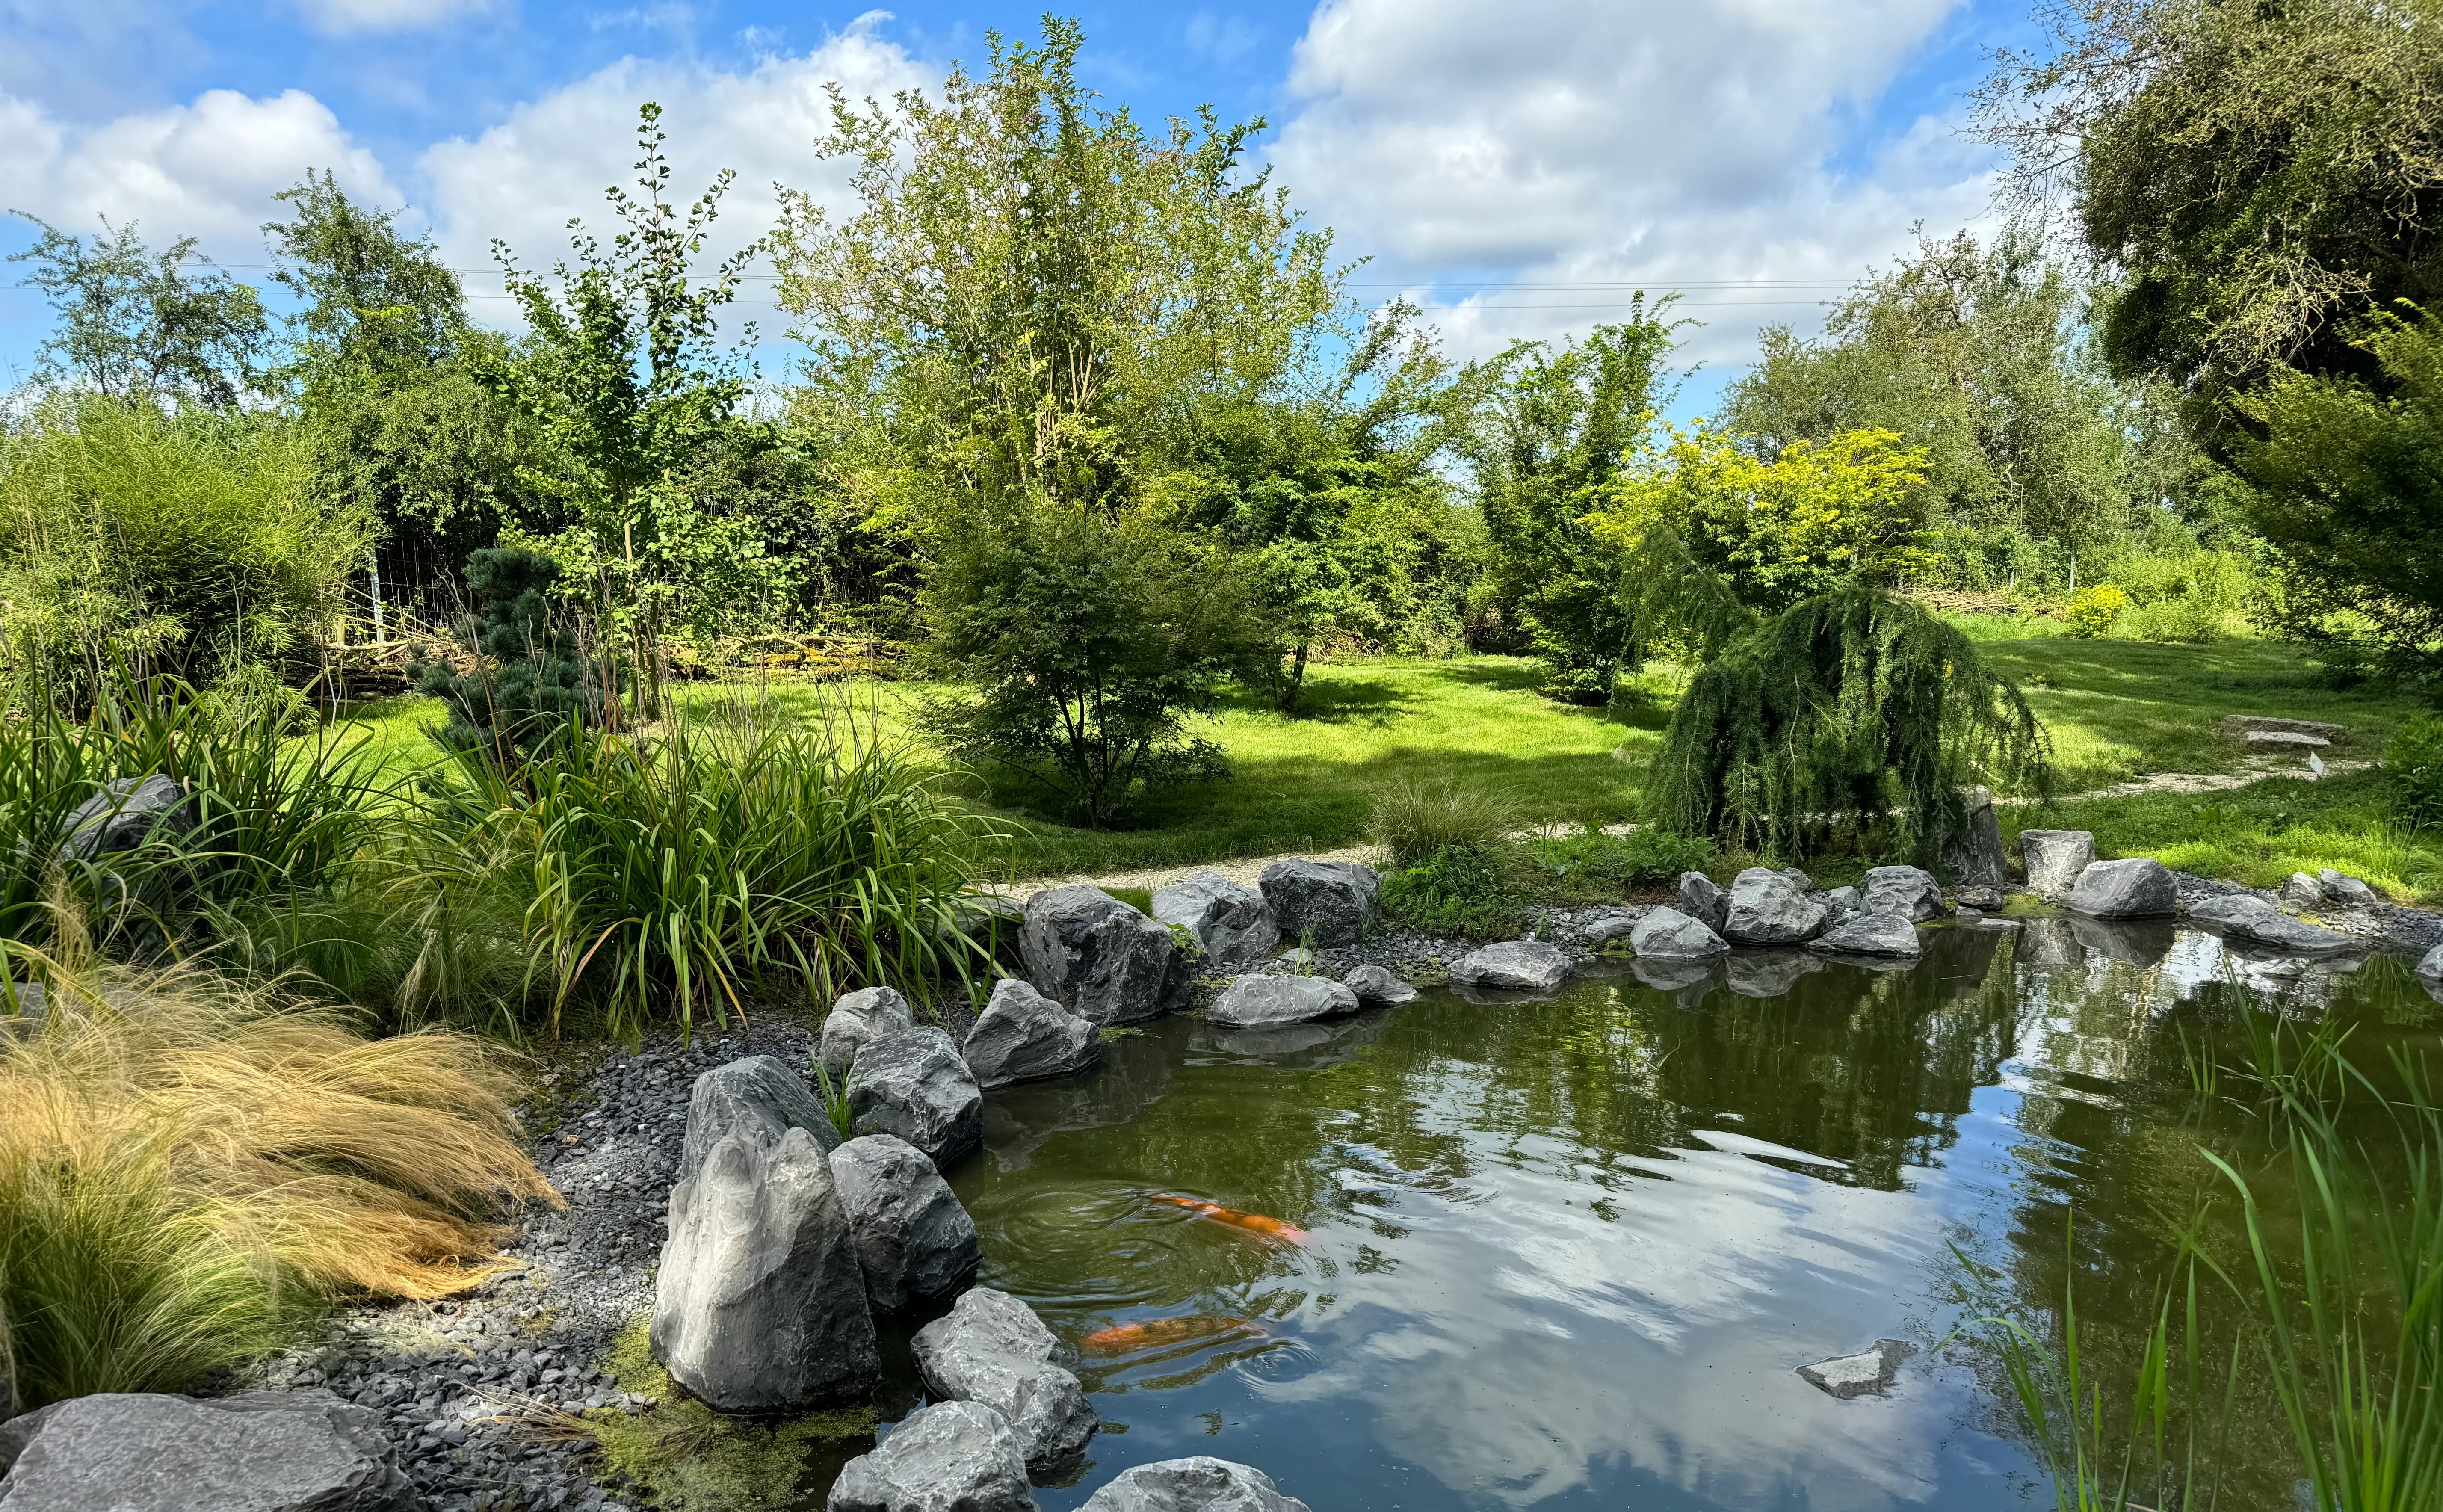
[412,547,607,766]
[2389,716,2443,832]
[1368,778,1521,869]
[1648,586,2051,860]
[1378,846,1519,940]
[2065,584,2129,638]
[0,956,551,1409]
[2112,550,2247,643]
[0,395,371,698]
[1523,827,1714,893]
[6,215,271,411]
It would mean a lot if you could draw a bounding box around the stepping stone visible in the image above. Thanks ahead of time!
[2246,730,2331,752]
[1807,911,1922,959]
[1798,1339,1913,1400]
[0,1389,419,1512]
[2224,714,2347,744]
[826,1400,1037,1512]
[1208,975,1361,1027]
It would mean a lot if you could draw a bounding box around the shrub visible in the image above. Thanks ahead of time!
[1369,779,1522,868]
[1379,846,1520,938]
[0,957,552,1410]
[2388,714,2443,830]
[1524,827,1713,892]
[413,547,607,766]
[2064,583,2129,638]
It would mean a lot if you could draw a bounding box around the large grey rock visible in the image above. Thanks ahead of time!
[2067,858,2177,919]
[2020,830,2095,902]
[679,1055,840,1186]
[58,774,194,862]
[911,1288,1096,1476]
[2282,871,2325,909]
[1798,1340,1913,1400]
[653,1126,879,1412]
[1807,911,1923,959]
[828,1134,980,1312]
[848,1029,983,1168]
[1859,866,1947,923]
[1448,941,1570,992]
[1940,786,2009,889]
[962,979,1101,1090]
[1152,874,1280,971]
[826,1400,1036,1512]
[2188,895,2357,955]
[1674,871,1727,933]
[1818,887,1860,926]
[2319,869,2379,908]
[1723,868,1828,945]
[1078,1457,1314,1512]
[0,1390,417,1511]
[2421,944,2443,983]
[1576,908,1647,950]
[1207,975,1360,1028]
[1257,859,1379,947]
[2224,713,2347,744]
[822,988,915,1081]
[1342,965,1417,1005]
[1630,906,1729,959]
[1020,887,1187,1026]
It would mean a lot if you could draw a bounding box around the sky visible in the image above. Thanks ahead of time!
[0,0,2045,414]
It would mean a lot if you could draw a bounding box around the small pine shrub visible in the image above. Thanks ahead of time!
[414,548,605,766]
[2388,714,2443,830]
[2064,584,2129,638]
[1379,846,1520,938]
[1369,779,1522,868]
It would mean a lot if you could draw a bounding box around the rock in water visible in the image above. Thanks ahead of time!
[828,1133,981,1312]
[1807,911,1922,959]
[680,1055,841,1184]
[0,1390,417,1511]
[2318,869,2379,908]
[654,1126,879,1413]
[1674,871,1727,933]
[1722,868,1828,945]
[1797,1340,1914,1400]
[1021,887,1187,1025]
[1078,1457,1315,1512]
[912,1288,1097,1476]
[2019,830,2095,902]
[826,1400,1038,1512]
[849,1029,983,1167]
[2281,871,2325,909]
[1858,865,1947,923]
[57,773,194,862]
[1447,941,1571,991]
[2187,895,2357,955]
[1940,786,2009,890]
[963,979,1101,1089]
[1630,906,1729,959]
[822,988,914,1081]
[1343,964,1418,1005]
[1207,975,1361,1027]
[1257,859,1380,947]
[1152,874,1280,971]
[2420,944,2443,983]
[2067,858,2177,919]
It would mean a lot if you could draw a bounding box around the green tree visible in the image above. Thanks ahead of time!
[7,216,270,411]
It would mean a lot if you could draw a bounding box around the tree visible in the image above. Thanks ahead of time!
[412,547,606,764]
[7,216,270,410]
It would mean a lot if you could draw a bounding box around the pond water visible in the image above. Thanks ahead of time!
[865,918,2440,1512]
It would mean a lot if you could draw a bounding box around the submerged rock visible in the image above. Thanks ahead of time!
[1807,911,1922,959]
[1630,906,1729,959]
[821,988,914,1081]
[826,1400,1037,1512]
[1342,964,1418,1005]
[1152,873,1281,971]
[1722,868,1828,945]
[1022,886,1187,1025]
[679,1055,841,1185]
[654,1125,880,1412]
[1257,859,1379,947]
[2420,944,2443,983]
[1631,955,1720,994]
[963,979,1101,1089]
[828,1133,980,1312]
[1798,1339,1914,1400]
[912,1288,1097,1477]
[2067,858,2177,919]
[2188,894,2357,955]
[1077,1457,1315,1512]
[1447,941,1571,992]
[0,1389,417,1512]
[1207,975,1360,1028]
[1674,871,1727,933]
[848,1028,984,1168]
[2020,830,2095,902]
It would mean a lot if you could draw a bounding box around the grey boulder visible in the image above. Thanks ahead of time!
[0,1390,417,1512]
[1207,975,1360,1028]
[2188,894,2356,955]
[828,1133,980,1312]
[1818,886,1860,926]
[1152,874,1280,971]
[1021,887,1186,1026]
[1448,941,1571,992]
[2020,830,2095,902]
[1807,911,1922,959]
[1078,1457,1314,1512]
[1859,865,1947,923]
[1257,858,1379,947]
[1940,785,2009,889]
[679,1055,840,1185]
[652,1127,879,1413]
[1577,908,1646,950]
[849,1028,983,1168]
[2319,869,2379,908]
[2282,871,2325,909]
[963,979,1101,1089]
[826,1400,1037,1512]
[912,1287,1096,1476]
[1342,964,1417,1005]
[822,988,914,1081]
[2067,858,2177,919]
[1798,1340,1914,1400]
[1630,906,1729,959]
[1674,871,1727,933]
[1722,867,1829,945]
[58,774,194,862]
[2420,944,2443,982]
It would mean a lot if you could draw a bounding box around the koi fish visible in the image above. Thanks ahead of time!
[1080,1314,1264,1355]
[1146,1192,1309,1244]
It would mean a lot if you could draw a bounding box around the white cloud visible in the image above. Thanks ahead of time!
[290,0,495,36]
[1269,0,1998,372]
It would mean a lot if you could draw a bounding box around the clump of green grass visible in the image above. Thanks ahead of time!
[1380,846,1520,938]
[1369,778,1523,869]
[1522,827,1712,896]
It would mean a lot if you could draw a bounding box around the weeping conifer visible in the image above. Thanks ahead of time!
[1645,585,2049,861]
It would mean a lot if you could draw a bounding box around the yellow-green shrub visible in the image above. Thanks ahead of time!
[2065,583,2129,637]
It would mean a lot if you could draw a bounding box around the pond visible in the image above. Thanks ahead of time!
[858,917,2439,1511]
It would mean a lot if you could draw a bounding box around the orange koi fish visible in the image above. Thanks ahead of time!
[1146,1192,1309,1245]
[1081,1314,1264,1355]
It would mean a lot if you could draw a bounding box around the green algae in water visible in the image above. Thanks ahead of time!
[587,1320,877,1510]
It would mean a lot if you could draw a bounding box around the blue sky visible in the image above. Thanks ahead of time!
[0,0,2043,412]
